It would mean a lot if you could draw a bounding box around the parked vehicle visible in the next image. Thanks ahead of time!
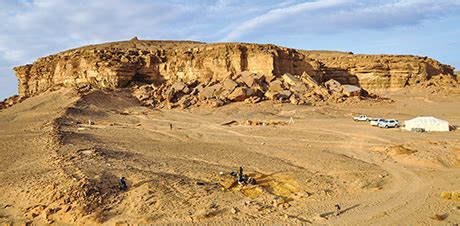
[369,118,385,126]
[378,119,400,128]
[353,115,368,121]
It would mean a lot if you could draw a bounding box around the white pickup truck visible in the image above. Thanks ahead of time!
[369,118,385,126]
[378,119,400,128]
[353,115,368,121]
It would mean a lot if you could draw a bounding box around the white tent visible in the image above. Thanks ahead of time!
[404,116,450,132]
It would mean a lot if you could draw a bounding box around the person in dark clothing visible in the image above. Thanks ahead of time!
[237,167,245,185]
[119,177,128,191]
[335,204,341,216]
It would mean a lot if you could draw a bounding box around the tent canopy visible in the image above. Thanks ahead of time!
[404,116,450,132]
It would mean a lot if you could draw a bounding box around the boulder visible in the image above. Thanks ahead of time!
[301,72,320,87]
[264,91,278,100]
[133,85,153,101]
[342,85,362,97]
[264,73,276,83]
[278,90,292,100]
[178,97,191,108]
[0,95,22,110]
[251,89,265,98]
[213,84,225,96]
[240,71,255,78]
[268,80,284,92]
[223,78,239,92]
[324,79,342,93]
[244,96,262,104]
[290,83,308,93]
[171,81,187,92]
[199,84,222,99]
[289,95,300,105]
[282,73,301,86]
[207,98,225,108]
[228,87,254,101]
[253,73,266,83]
[193,84,205,95]
[331,92,346,100]
[239,71,258,87]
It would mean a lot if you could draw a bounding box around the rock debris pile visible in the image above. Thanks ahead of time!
[0,95,23,111]
[132,71,376,109]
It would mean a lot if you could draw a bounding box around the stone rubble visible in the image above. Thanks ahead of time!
[131,71,377,109]
[0,95,23,111]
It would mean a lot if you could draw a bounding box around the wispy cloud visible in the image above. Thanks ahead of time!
[221,0,460,41]
[0,0,459,99]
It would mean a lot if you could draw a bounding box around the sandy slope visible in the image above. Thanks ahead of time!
[0,88,459,225]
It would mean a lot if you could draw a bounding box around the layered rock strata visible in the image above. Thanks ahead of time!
[10,39,456,102]
[13,40,322,98]
[302,51,455,89]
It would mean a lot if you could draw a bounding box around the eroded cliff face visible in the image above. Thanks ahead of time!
[13,40,322,98]
[303,51,455,89]
[12,39,455,98]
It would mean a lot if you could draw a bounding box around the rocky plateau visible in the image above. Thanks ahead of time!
[1,39,460,225]
[1,38,457,110]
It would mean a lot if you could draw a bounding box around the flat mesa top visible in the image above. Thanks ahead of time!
[56,39,424,60]
[61,39,207,53]
[57,38,353,56]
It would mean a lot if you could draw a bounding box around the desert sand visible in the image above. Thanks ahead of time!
[0,87,459,225]
[0,40,459,225]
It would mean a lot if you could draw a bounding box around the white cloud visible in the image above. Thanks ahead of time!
[0,0,459,99]
[0,0,204,99]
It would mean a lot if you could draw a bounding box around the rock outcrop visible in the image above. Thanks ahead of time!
[13,40,323,98]
[302,51,456,89]
[9,39,456,107]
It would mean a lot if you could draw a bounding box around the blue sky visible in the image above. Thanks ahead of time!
[1,0,460,99]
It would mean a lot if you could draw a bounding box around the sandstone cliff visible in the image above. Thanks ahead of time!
[13,39,323,98]
[11,39,456,100]
[302,51,455,89]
